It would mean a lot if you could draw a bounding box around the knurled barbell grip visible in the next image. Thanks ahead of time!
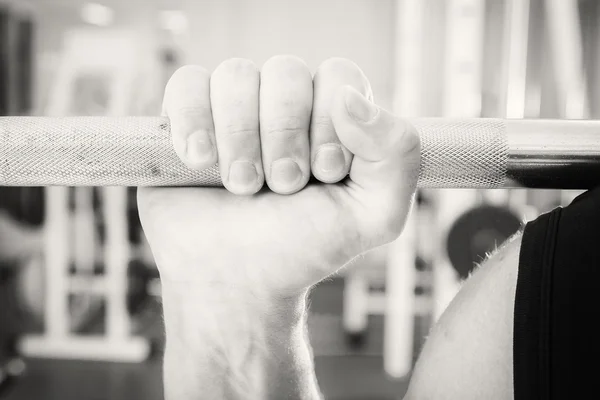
[0,116,599,189]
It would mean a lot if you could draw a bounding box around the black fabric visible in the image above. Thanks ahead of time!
[514,187,600,399]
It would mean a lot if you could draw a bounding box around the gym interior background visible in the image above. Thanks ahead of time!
[0,0,597,399]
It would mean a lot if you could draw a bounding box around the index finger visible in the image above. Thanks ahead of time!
[163,65,217,171]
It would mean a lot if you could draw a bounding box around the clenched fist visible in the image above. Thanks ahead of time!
[137,55,420,399]
[138,54,420,306]
[138,55,419,296]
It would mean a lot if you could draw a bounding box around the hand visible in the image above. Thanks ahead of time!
[138,55,420,399]
[137,55,420,308]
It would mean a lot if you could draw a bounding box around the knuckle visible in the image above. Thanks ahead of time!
[212,58,258,80]
[164,65,211,113]
[172,105,212,119]
[261,116,306,137]
[317,57,359,74]
[222,123,258,137]
[262,55,311,76]
[168,65,210,88]
[173,64,210,77]
[264,126,306,139]
[316,57,370,89]
[217,128,260,161]
[276,96,301,110]
[310,115,333,132]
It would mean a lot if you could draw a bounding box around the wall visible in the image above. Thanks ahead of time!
[32,0,396,113]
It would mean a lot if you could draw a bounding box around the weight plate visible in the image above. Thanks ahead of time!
[447,204,522,279]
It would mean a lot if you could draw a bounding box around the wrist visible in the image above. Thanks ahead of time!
[160,279,307,332]
[160,281,320,399]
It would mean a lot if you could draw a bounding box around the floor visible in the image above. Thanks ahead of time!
[2,278,428,400]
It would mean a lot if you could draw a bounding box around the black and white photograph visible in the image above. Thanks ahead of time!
[0,0,598,399]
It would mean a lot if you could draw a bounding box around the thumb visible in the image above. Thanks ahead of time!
[331,85,421,239]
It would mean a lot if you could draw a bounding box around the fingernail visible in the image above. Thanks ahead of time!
[186,131,215,164]
[229,161,258,191]
[271,159,302,192]
[314,144,345,177]
[345,88,378,122]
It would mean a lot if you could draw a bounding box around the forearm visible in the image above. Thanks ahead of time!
[404,232,522,400]
[161,282,322,400]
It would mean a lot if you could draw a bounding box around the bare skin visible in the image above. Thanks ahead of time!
[138,56,519,400]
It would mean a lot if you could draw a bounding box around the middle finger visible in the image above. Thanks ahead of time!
[260,55,313,195]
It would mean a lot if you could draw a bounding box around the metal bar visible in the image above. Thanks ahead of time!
[0,116,598,189]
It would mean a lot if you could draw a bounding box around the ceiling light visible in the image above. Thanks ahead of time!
[159,10,189,34]
[81,3,114,27]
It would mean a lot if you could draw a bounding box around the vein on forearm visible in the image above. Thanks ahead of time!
[161,287,322,400]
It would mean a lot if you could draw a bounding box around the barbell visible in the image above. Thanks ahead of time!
[0,117,599,189]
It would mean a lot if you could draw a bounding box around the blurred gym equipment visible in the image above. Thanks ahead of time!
[0,358,25,397]
[16,29,153,363]
[447,205,522,279]
[431,0,487,322]
[380,0,425,378]
[0,1,32,118]
[0,1,35,395]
